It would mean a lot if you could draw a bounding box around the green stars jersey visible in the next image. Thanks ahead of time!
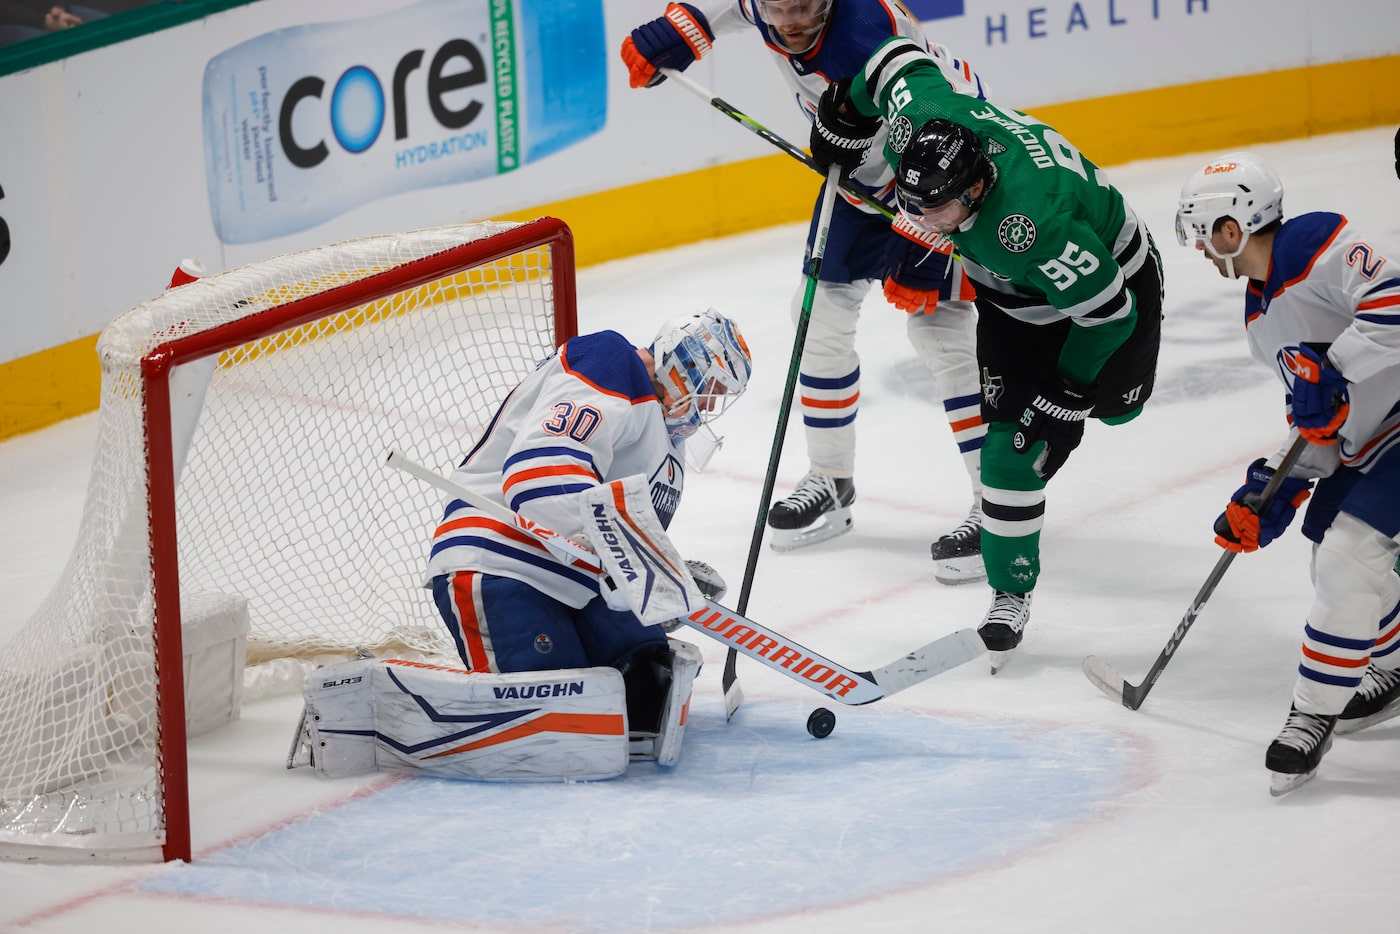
[849,37,1157,385]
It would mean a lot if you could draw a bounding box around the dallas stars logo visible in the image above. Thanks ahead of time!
[888,115,914,154]
[981,366,1004,408]
[998,214,1036,253]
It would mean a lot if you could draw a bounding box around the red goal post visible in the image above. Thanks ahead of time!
[0,218,577,862]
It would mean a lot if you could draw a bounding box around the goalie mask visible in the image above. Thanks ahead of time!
[650,309,752,460]
[895,119,994,233]
[1176,152,1283,278]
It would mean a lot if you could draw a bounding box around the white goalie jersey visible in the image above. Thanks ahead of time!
[424,331,685,606]
[1244,212,1400,473]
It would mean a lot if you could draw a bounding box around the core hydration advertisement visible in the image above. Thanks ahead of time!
[201,0,606,244]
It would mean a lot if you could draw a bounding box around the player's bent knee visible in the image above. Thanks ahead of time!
[295,658,629,782]
[906,303,976,359]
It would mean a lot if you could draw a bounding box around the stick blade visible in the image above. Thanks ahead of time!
[722,676,744,720]
[721,649,743,720]
[869,628,985,696]
[1082,655,1130,706]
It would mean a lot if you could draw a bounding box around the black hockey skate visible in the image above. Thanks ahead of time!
[1335,664,1400,735]
[978,590,1032,675]
[1265,705,1337,796]
[930,501,985,585]
[768,471,855,551]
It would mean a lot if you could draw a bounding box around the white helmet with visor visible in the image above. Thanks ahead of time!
[1176,152,1284,276]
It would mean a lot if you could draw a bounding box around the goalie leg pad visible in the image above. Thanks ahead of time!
[295,659,630,781]
[372,661,628,782]
[656,639,703,766]
[295,657,378,778]
[625,639,703,767]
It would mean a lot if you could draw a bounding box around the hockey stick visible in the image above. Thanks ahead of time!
[720,164,845,720]
[1082,435,1310,710]
[386,450,985,705]
[659,68,895,220]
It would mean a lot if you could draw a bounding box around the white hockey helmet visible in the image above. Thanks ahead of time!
[650,308,752,446]
[1175,152,1284,261]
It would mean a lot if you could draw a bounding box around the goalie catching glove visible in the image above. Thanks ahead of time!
[809,79,880,176]
[1287,344,1349,445]
[1214,457,1312,553]
[620,3,714,89]
[1012,375,1097,481]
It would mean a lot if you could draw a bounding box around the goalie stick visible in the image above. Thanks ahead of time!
[659,68,894,220]
[1082,436,1309,710]
[386,450,984,705]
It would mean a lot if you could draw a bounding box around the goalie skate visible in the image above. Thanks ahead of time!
[1266,705,1336,797]
[1335,664,1400,735]
[930,502,986,585]
[768,472,854,552]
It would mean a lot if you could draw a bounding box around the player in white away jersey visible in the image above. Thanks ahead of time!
[425,309,751,675]
[1176,153,1400,794]
[621,0,990,582]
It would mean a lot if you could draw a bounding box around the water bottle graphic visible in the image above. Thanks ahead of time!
[201,0,606,244]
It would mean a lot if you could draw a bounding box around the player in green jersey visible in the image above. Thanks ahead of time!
[809,36,1164,671]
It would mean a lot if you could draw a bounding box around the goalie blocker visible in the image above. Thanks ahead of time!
[288,639,703,782]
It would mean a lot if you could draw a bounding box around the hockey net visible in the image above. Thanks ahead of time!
[0,218,577,861]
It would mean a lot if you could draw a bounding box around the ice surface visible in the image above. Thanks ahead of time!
[2,127,1398,933]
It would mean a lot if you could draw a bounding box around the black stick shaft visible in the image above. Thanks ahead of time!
[1121,435,1310,709]
[722,167,844,712]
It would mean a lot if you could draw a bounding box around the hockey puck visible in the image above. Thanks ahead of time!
[806,707,836,739]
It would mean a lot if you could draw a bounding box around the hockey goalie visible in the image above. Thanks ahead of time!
[290,309,751,781]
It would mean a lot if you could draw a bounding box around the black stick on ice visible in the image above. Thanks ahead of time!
[1082,435,1309,710]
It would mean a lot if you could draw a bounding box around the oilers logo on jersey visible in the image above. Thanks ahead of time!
[649,453,684,525]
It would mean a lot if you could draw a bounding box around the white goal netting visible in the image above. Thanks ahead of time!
[0,218,573,859]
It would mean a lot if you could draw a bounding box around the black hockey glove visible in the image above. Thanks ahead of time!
[1012,375,1098,481]
[810,80,880,177]
[1394,125,1399,180]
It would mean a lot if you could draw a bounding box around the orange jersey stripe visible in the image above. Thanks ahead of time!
[433,514,599,574]
[800,393,860,410]
[949,414,983,433]
[435,514,544,552]
[448,572,492,672]
[502,463,596,492]
[424,712,626,758]
[1357,292,1400,312]
[1301,644,1370,668]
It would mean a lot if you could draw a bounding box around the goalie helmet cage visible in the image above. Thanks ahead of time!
[0,217,577,863]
